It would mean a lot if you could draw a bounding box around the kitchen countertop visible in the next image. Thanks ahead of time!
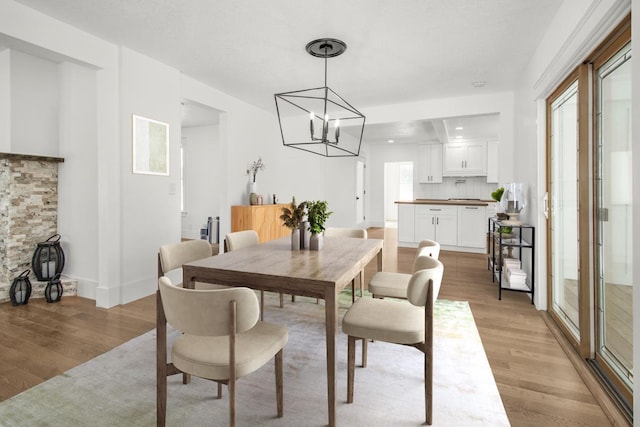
[395,199,495,206]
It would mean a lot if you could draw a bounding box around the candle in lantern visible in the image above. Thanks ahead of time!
[42,261,56,279]
[309,112,315,137]
[335,118,340,141]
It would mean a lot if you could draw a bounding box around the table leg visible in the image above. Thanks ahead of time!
[325,287,337,427]
[377,248,383,272]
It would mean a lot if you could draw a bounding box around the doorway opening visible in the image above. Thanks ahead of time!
[384,162,413,228]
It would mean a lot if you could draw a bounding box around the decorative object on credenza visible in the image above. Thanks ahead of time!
[45,273,63,303]
[10,270,32,306]
[306,200,332,251]
[246,157,265,203]
[32,234,66,281]
[280,197,307,251]
[500,183,527,225]
[274,38,366,157]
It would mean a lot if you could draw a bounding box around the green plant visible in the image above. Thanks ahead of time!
[491,187,504,202]
[280,197,306,229]
[498,226,513,234]
[306,200,332,234]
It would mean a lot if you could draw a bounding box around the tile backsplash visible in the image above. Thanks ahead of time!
[415,176,498,200]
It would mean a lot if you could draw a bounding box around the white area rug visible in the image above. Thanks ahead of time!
[0,296,509,426]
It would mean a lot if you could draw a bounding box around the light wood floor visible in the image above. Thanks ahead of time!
[0,227,613,426]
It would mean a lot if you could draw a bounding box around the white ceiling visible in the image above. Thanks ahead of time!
[11,0,562,143]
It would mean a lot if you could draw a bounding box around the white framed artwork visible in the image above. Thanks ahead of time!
[132,114,169,176]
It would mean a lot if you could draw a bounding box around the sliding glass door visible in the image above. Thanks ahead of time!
[548,79,581,342]
[594,41,632,401]
[546,16,631,411]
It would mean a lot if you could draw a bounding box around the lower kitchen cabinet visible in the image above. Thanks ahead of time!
[398,204,415,243]
[457,205,487,248]
[397,202,491,253]
[414,205,457,246]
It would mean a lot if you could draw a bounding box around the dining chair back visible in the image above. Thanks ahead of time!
[368,239,441,299]
[342,255,444,425]
[157,239,222,426]
[224,230,259,252]
[323,227,368,239]
[417,239,440,259]
[322,227,368,301]
[224,229,282,317]
[158,277,288,426]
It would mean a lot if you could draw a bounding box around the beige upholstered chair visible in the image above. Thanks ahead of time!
[157,239,223,421]
[368,239,440,299]
[158,277,288,426]
[323,227,368,301]
[224,230,283,320]
[342,255,444,425]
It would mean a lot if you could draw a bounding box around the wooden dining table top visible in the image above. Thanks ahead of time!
[182,235,384,299]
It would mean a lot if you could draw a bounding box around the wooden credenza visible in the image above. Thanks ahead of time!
[231,204,290,243]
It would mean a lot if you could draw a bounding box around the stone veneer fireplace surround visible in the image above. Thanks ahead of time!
[0,152,76,303]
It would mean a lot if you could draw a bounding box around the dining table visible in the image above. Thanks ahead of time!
[181,235,383,426]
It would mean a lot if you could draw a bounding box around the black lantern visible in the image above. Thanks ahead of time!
[32,234,65,281]
[10,269,32,306]
[45,273,63,303]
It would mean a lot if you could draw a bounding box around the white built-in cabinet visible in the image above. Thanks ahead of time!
[457,205,487,248]
[397,202,489,253]
[414,205,457,246]
[417,144,443,183]
[443,141,487,176]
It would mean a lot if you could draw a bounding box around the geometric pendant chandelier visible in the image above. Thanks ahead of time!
[274,38,366,157]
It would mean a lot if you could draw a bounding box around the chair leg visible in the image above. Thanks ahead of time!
[351,279,356,303]
[347,336,356,403]
[279,292,284,308]
[260,291,265,321]
[182,373,191,384]
[425,350,432,425]
[291,294,295,302]
[275,349,284,418]
[217,382,222,399]
[361,338,367,368]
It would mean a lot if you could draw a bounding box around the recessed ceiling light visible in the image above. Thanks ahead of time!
[455,126,463,130]
[387,139,395,143]
[472,81,486,88]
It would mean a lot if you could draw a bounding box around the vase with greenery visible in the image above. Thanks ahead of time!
[491,186,508,220]
[306,200,332,251]
[280,197,306,250]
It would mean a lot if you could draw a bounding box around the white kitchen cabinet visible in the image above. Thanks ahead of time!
[457,205,487,248]
[443,141,487,176]
[417,144,443,183]
[486,141,499,183]
[414,205,457,246]
[397,204,415,243]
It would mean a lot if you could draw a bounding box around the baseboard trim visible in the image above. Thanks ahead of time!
[539,311,632,426]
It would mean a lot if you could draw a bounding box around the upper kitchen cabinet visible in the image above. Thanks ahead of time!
[443,141,487,176]
[417,143,443,183]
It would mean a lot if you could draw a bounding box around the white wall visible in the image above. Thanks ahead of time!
[57,61,99,299]
[0,49,9,152]
[119,47,182,304]
[9,49,59,156]
[181,124,221,240]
